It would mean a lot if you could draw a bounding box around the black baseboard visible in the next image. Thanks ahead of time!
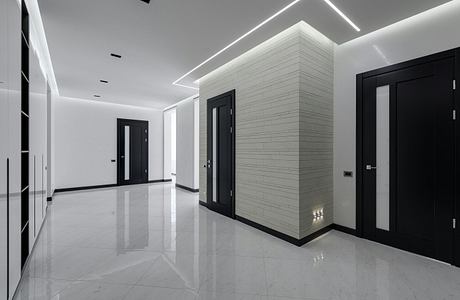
[199,201,208,208]
[176,183,199,193]
[55,179,172,194]
[54,184,118,194]
[331,223,357,236]
[149,179,172,183]
[236,215,333,247]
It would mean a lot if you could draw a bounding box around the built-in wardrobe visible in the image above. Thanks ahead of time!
[1,0,49,298]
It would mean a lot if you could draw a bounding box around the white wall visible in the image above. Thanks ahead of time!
[194,98,200,189]
[176,98,199,190]
[171,110,176,175]
[163,109,173,180]
[333,0,460,229]
[55,97,163,189]
[46,84,55,197]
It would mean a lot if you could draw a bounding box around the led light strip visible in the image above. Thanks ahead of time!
[25,0,59,95]
[322,0,360,32]
[172,0,302,89]
[172,0,360,90]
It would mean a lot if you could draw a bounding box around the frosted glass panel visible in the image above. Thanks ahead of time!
[376,85,390,231]
[124,126,130,180]
[212,108,217,203]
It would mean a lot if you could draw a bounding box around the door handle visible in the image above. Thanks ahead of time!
[366,165,377,170]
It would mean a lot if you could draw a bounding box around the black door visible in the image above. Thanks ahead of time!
[360,57,455,263]
[207,90,235,218]
[117,119,149,185]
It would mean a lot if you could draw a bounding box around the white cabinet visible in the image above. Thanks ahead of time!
[29,47,47,247]
[0,0,49,297]
[0,0,9,298]
[7,0,22,297]
[1,0,23,299]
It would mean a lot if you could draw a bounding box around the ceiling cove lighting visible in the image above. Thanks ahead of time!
[322,0,360,32]
[24,0,59,95]
[172,0,302,90]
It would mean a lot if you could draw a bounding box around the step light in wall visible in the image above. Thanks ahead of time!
[110,53,122,59]
[322,0,360,32]
[313,209,324,222]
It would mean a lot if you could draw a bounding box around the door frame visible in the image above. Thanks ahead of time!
[117,118,149,186]
[356,48,460,265]
[206,90,236,219]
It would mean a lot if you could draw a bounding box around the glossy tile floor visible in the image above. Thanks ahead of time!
[14,181,460,300]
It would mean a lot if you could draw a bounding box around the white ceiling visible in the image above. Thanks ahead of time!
[38,0,452,108]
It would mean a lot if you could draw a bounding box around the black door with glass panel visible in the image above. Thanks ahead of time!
[117,119,149,186]
[207,90,235,218]
[358,54,455,263]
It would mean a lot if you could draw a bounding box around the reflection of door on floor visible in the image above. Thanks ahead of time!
[358,54,455,263]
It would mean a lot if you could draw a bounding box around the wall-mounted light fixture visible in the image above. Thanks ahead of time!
[313,209,324,222]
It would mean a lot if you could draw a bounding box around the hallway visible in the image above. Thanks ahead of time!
[13,182,460,300]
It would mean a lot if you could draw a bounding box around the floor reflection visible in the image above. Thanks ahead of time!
[12,182,460,300]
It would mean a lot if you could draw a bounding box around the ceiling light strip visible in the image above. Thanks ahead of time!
[25,0,60,95]
[174,83,199,90]
[172,0,302,89]
[163,94,199,111]
[322,0,360,32]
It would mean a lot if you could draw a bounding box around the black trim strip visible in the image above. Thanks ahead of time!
[356,73,364,238]
[236,215,333,247]
[33,155,36,237]
[149,179,172,183]
[331,224,357,236]
[176,183,199,193]
[55,179,173,194]
[6,159,9,299]
[455,48,460,267]
[54,184,118,193]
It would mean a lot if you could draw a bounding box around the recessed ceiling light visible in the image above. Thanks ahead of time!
[172,0,302,90]
[100,80,109,84]
[110,53,122,59]
[94,95,101,98]
[322,0,360,32]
